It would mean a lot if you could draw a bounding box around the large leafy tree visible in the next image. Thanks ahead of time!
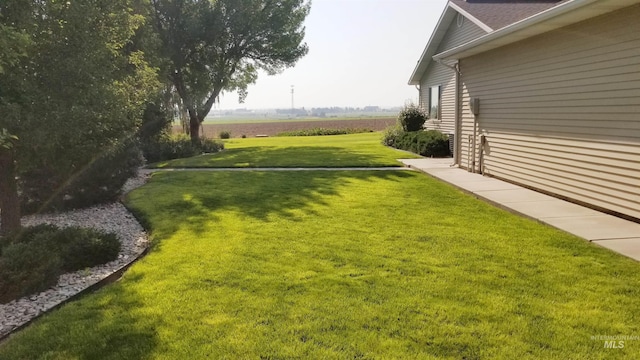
[0,0,159,235]
[150,0,310,142]
[0,3,32,235]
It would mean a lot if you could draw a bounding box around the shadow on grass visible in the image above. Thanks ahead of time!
[0,273,160,358]
[125,170,414,246]
[151,146,405,168]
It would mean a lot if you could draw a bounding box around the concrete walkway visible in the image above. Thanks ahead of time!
[400,158,640,261]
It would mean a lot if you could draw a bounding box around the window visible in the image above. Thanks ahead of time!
[429,85,441,120]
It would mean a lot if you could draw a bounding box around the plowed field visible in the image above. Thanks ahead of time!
[172,117,396,138]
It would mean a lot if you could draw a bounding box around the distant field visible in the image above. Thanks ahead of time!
[200,113,398,125]
[173,117,397,138]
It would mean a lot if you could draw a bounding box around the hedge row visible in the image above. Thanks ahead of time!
[277,128,373,137]
[383,127,450,158]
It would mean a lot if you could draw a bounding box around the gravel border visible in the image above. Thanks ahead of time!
[0,170,151,340]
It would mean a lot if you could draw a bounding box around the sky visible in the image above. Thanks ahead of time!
[214,0,448,110]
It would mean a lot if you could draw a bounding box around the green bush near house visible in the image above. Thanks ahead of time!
[383,104,448,157]
[383,128,450,157]
[381,124,404,148]
[398,130,450,157]
[397,102,427,131]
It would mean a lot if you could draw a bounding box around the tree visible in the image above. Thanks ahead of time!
[150,0,310,142]
[0,130,20,236]
[0,0,159,234]
[0,11,31,236]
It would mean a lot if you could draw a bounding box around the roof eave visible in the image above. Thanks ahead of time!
[408,2,490,85]
[434,0,640,61]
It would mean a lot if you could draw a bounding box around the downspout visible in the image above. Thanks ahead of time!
[415,85,421,107]
[478,134,486,174]
[453,62,460,167]
[472,111,477,173]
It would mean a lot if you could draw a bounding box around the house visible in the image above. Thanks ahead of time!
[409,0,640,221]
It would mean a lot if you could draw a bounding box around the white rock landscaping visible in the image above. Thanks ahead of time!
[0,171,151,339]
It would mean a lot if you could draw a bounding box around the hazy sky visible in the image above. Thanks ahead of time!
[215,0,447,110]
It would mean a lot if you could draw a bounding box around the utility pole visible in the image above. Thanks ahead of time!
[290,85,295,114]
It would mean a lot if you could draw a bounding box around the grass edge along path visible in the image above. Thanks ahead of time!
[0,170,639,359]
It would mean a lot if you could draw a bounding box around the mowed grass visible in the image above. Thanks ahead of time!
[2,170,640,359]
[150,132,420,168]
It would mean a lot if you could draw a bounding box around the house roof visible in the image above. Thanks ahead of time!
[409,0,565,85]
[409,0,639,85]
[435,0,640,60]
[408,2,489,85]
[449,0,568,31]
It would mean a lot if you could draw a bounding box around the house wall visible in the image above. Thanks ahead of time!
[437,13,488,52]
[420,62,456,134]
[459,4,640,220]
[420,15,487,135]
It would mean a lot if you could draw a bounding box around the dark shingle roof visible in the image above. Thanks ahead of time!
[450,0,570,30]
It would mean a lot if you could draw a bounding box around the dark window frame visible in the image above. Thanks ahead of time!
[428,85,441,120]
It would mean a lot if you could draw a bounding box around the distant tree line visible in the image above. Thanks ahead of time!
[272,106,385,117]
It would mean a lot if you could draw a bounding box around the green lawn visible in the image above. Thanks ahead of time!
[150,132,421,168]
[1,170,639,359]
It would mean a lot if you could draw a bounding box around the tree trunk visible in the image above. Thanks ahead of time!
[188,110,201,145]
[0,149,21,236]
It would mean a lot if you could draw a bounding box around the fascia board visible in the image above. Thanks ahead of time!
[408,4,458,85]
[448,2,493,33]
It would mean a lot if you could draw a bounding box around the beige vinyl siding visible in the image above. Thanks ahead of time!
[420,62,455,134]
[459,4,640,220]
[459,81,477,170]
[420,16,487,134]
[437,15,487,53]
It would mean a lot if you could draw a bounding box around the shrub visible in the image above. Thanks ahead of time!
[62,139,142,210]
[219,131,231,139]
[277,128,372,137]
[141,134,223,163]
[200,137,224,153]
[381,124,404,147]
[395,130,450,157]
[1,223,58,249]
[0,224,121,303]
[241,134,247,138]
[0,241,63,304]
[397,103,427,132]
[140,134,194,163]
[46,227,121,272]
[19,139,142,214]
